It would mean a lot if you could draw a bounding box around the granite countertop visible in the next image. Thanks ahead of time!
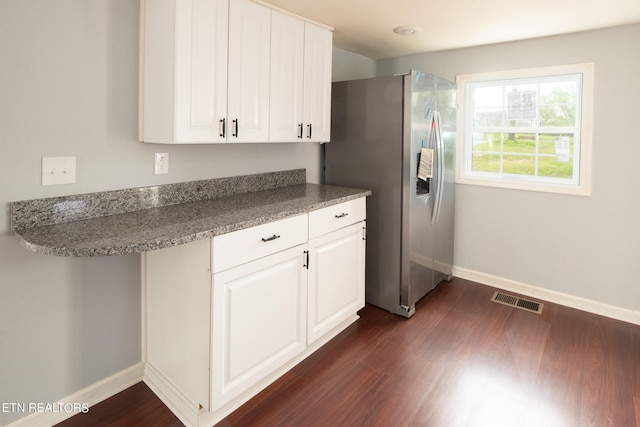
[11,177,370,257]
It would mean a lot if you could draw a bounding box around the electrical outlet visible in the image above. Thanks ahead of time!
[42,157,76,186]
[154,152,169,175]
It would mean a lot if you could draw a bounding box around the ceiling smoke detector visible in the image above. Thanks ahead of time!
[393,25,422,36]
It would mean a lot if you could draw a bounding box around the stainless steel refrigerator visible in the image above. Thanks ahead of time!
[324,70,456,318]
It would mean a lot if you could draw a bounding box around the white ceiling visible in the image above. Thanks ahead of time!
[258,0,640,60]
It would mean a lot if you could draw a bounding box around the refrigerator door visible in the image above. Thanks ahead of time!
[405,71,438,311]
[433,78,457,284]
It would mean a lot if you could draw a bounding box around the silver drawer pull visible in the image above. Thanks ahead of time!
[261,234,281,242]
[335,213,349,219]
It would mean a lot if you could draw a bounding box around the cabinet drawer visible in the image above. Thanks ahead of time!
[212,214,308,273]
[308,198,366,239]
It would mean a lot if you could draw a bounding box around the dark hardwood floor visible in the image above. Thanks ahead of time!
[56,278,640,426]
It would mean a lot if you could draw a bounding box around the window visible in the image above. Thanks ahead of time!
[456,64,593,195]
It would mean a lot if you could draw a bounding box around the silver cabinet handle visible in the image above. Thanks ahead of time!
[335,213,349,218]
[261,234,281,242]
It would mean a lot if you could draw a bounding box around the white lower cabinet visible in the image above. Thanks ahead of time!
[144,197,366,426]
[211,244,307,408]
[307,222,365,344]
[145,238,211,414]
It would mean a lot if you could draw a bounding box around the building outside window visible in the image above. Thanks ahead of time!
[456,63,594,195]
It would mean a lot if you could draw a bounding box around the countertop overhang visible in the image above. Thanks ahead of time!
[10,171,370,257]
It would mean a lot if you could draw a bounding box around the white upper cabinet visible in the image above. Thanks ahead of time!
[269,11,305,142]
[140,0,331,144]
[227,0,271,142]
[302,22,333,142]
[140,0,229,144]
[269,12,333,143]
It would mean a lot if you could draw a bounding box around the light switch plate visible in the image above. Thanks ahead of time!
[42,157,76,186]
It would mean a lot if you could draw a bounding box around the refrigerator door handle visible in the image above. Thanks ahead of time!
[432,111,445,225]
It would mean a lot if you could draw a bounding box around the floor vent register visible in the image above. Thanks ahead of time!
[491,291,544,314]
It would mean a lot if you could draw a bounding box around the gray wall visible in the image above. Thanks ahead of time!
[332,48,377,81]
[0,1,322,424]
[378,24,640,312]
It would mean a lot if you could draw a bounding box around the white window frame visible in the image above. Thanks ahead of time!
[456,63,594,196]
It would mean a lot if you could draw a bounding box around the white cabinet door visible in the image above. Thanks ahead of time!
[175,0,229,143]
[307,221,365,344]
[211,244,307,409]
[140,0,228,144]
[227,0,271,143]
[269,11,305,142]
[302,22,333,142]
[270,16,332,143]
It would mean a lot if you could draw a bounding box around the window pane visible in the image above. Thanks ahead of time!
[504,133,536,154]
[474,86,503,108]
[538,134,574,178]
[473,108,503,127]
[539,81,577,127]
[472,153,501,173]
[538,134,556,154]
[502,155,535,175]
[538,156,574,178]
[472,132,500,152]
[506,84,537,122]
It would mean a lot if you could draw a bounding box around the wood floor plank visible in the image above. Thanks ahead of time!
[530,306,590,426]
[506,309,550,384]
[54,382,182,427]
[56,278,640,427]
[580,314,639,427]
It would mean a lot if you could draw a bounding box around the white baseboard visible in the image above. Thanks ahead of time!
[6,362,144,427]
[143,362,206,427]
[453,266,640,326]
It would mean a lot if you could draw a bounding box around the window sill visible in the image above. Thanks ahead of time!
[456,174,591,196]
